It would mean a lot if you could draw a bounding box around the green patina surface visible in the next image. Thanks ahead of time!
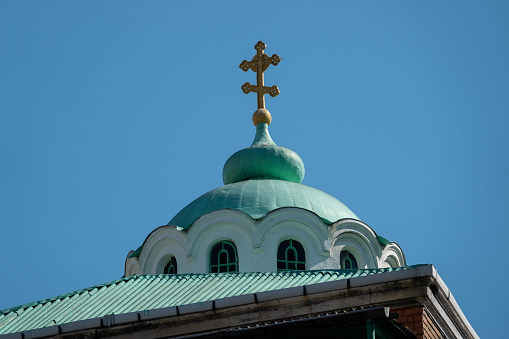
[0,266,425,335]
[128,245,142,258]
[377,235,391,246]
[168,179,359,229]
[222,123,305,185]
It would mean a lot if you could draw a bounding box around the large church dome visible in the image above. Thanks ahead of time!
[169,120,358,230]
[168,179,358,230]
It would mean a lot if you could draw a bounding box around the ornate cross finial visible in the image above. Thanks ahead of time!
[239,41,281,110]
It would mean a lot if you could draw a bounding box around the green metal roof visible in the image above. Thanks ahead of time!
[168,179,359,229]
[0,266,423,335]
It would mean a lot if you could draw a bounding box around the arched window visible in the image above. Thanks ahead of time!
[163,256,178,274]
[277,239,305,271]
[210,241,238,273]
[340,250,358,269]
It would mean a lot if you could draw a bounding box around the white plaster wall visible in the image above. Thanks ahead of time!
[125,208,407,276]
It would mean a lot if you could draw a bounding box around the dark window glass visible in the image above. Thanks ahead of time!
[340,250,358,270]
[164,256,178,274]
[277,240,305,271]
[209,241,238,273]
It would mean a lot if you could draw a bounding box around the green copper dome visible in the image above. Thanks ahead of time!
[168,117,359,230]
[222,123,305,185]
[168,179,358,230]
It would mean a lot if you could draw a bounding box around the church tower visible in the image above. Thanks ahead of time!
[124,41,406,276]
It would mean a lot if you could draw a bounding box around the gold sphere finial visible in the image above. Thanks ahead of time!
[252,108,272,126]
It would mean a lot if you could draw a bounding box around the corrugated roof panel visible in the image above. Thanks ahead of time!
[50,293,86,325]
[68,288,104,322]
[132,276,173,311]
[118,279,156,314]
[0,266,423,335]
[35,297,64,326]
[7,304,41,333]
[100,279,137,314]
[141,276,175,309]
[25,299,60,331]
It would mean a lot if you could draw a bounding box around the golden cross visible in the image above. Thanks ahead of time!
[239,41,281,109]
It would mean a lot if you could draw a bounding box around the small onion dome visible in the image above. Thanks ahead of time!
[222,121,305,185]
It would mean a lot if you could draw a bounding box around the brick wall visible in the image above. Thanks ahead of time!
[393,306,445,339]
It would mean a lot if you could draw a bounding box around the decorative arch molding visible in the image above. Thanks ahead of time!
[186,210,257,249]
[333,237,373,269]
[257,208,329,251]
[187,210,255,272]
[125,256,140,277]
[380,243,406,268]
[140,226,189,257]
[329,220,384,269]
[329,220,381,247]
[156,253,178,274]
[139,227,189,275]
[124,210,407,275]
[258,209,330,270]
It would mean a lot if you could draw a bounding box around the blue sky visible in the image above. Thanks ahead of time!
[1,1,508,337]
